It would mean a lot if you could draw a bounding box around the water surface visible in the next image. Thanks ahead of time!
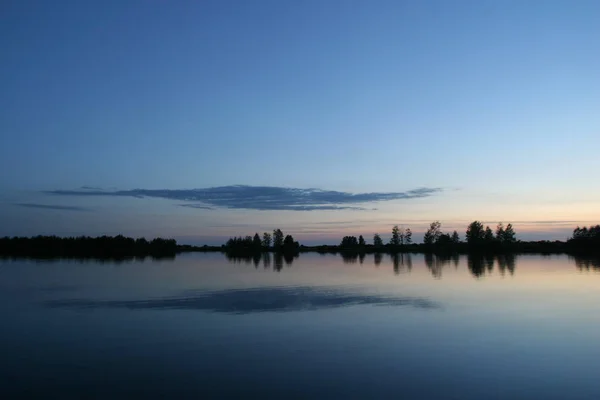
[1,253,599,399]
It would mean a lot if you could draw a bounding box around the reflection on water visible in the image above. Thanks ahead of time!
[204,252,600,279]
[45,285,441,313]
[3,253,600,399]
[374,252,382,266]
[226,252,299,271]
[573,256,600,271]
[0,255,176,264]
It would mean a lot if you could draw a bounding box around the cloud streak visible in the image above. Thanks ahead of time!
[47,185,443,211]
[14,203,90,212]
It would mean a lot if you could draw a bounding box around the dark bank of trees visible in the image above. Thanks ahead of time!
[314,220,600,255]
[4,222,597,260]
[567,225,600,253]
[224,228,299,255]
[0,235,178,259]
[323,221,519,254]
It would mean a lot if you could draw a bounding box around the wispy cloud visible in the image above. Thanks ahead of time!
[178,204,214,210]
[14,203,90,212]
[481,220,584,226]
[47,185,443,211]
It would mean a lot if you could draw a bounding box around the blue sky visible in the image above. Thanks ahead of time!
[1,0,599,245]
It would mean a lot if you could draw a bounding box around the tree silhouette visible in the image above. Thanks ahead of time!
[0,235,177,259]
[503,223,516,244]
[252,233,261,249]
[435,233,452,246]
[404,228,412,244]
[374,252,382,266]
[282,234,299,253]
[358,235,366,246]
[466,221,485,245]
[451,230,460,244]
[273,229,284,249]
[495,223,505,241]
[262,232,272,248]
[340,236,359,248]
[568,224,600,251]
[423,221,442,245]
[390,225,401,246]
[484,226,494,242]
[373,233,383,248]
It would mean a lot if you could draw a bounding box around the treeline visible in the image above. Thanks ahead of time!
[315,221,517,253]
[567,225,600,252]
[0,235,178,259]
[225,229,299,254]
[312,221,599,254]
[217,221,600,256]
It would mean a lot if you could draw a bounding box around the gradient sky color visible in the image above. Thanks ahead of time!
[1,0,599,245]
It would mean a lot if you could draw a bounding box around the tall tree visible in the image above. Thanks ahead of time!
[262,232,272,248]
[252,233,261,248]
[373,233,383,247]
[436,233,452,246]
[358,235,366,246]
[390,225,401,246]
[484,226,494,242]
[466,221,485,245]
[273,229,284,249]
[495,223,505,242]
[423,221,442,245]
[503,223,516,243]
[451,230,460,244]
[283,234,295,247]
[340,236,358,247]
[404,228,412,244]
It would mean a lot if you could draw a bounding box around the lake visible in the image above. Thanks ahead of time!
[1,252,600,399]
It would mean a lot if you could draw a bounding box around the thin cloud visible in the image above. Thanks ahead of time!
[47,185,443,211]
[179,204,214,210]
[14,203,90,212]
[481,220,584,226]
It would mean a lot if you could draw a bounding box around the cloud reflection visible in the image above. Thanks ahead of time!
[45,286,440,314]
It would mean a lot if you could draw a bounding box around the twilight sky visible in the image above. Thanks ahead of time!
[1,0,599,245]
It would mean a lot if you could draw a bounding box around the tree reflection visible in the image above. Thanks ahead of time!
[506,254,515,275]
[392,254,400,275]
[573,256,600,271]
[392,253,412,275]
[283,252,297,266]
[466,253,517,278]
[374,253,382,267]
[485,254,494,273]
[219,251,522,279]
[262,252,271,269]
[253,253,261,268]
[341,252,359,264]
[273,253,284,272]
[452,253,459,268]
[424,253,453,278]
[467,254,486,278]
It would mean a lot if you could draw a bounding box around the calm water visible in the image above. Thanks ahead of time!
[1,253,600,399]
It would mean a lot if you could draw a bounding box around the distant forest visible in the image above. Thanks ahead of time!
[219,221,600,255]
[0,235,177,259]
[0,221,598,259]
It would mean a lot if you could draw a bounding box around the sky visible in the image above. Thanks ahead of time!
[1,0,599,245]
